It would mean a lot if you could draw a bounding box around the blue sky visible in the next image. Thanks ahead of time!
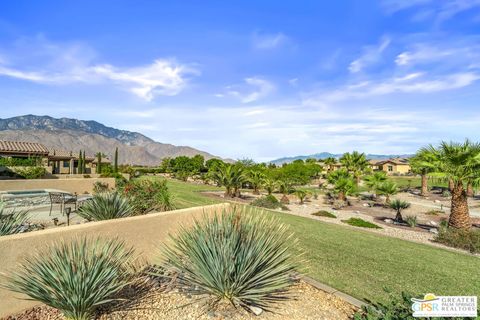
[0,1,480,161]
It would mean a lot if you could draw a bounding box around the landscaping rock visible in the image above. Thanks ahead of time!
[429,221,438,226]
[384,219,393,224]
[248,306,263,316]
[362,203,370,207]
[429,228,439,234]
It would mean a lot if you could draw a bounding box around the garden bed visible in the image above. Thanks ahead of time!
[6,280,356,320]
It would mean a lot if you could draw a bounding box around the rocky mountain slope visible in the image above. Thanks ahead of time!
[0,115,219,166]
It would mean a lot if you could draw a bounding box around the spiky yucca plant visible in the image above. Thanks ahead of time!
[77,192,135,221]
[6,237,136,320]
[0,204,29,236]
[156,207,298,312]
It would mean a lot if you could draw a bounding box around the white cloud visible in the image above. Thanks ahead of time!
[382,0,480,23]
[306,72,479,103]
[222,77,275,103]
[349,36,390,73]
[252,32,289,49]
[0,36,197,101]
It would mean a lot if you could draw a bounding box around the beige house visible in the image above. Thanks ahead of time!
[376,158,411,175]
[0,140,109,175]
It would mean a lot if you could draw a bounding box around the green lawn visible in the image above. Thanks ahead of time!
[152,177,480,302]
[141,176,222,209]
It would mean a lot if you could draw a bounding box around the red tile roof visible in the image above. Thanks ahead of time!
[0,140,49,155]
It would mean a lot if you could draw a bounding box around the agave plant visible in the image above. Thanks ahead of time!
[77,192,135,221]
[6,237,136,320]
[0,203,29,236]
[156,207,298,312]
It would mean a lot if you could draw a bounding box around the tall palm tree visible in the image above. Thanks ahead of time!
[248,170,266,195]
[363,171,387,197]
[340,151,369,185]
[409,149,437,196]
[424,140,480,230]
[389,199,411,223]
[376,181,398,204]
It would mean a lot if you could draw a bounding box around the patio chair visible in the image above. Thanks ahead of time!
[49,192,77,216]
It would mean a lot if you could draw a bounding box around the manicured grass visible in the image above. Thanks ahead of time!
[266,211,480,303]
[158,178,480,303]
[342,217,382,229]
[140,176,222,209]
[312,210,336,218]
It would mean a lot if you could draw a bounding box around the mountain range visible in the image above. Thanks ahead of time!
[269,152,413,165]
[0,115,221,166]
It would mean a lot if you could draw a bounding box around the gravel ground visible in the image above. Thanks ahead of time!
[4,281,356,320]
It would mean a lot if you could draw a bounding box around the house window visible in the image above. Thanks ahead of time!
[388,165,393,172]
[63,161,70,168]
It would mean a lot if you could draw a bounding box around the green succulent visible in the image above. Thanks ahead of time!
[156,207,299,312]
[77,192,135,221]
[0,203,29,236]
[5,237,136,320]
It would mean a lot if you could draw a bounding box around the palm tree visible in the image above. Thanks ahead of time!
[323,157,337,173]
[211,163,245,198]
[294,189,308,204]
[376,181,398,204]
[333,177,356,201]
[277,179,292,204]
[409,149,437,196]
[389,199,411,223]
[263,177,277,195]
[424,140,480,230]
[363,171,387,197]
[340,151,369,185]
[248,170,266,195]
[327,168,350,185]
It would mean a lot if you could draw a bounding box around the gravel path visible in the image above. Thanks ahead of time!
[5,281,356,320]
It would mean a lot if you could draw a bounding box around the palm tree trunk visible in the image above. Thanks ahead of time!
[467,183,474,197]
[449,182,471,230]
[421,174,428,196]
[338,191,346,201]
[253,187,260,195]
[395,210,403,223]
[281,194,290,204]
[448,179,454,191]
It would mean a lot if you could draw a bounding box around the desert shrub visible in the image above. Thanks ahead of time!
[250,194,281,209]
[332,199,347,209]
[425,209,444,215]
[0,157,40,166]
[6,237,136,320]
[0,204,29,236]
[156,207,298,312]
[15,166,46,179]
[312,210,336,218]
[93,181,110,194]
[122,179,174,213]
[77,192,135,221]
[354,290,477,320]
[83,174,91,178]
[342,218,382,229]
[405,215,417,228]
[442,190,451,198]
[434,228,480,253]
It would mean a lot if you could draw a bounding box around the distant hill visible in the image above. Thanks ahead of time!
[270,152,413,165]
[0,115,223,166]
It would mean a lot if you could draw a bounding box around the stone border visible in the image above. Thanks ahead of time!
[301,275,367,308]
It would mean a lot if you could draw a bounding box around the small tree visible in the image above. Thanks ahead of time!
[376,181,398,204]
[248,170,266,195]
[294,189,308,204]
[96,152,102,174]
[78,150,83,174]
[389,199,411,223]
[263,177,277,195]
[363,171,387,197]
[114,147,119,173]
